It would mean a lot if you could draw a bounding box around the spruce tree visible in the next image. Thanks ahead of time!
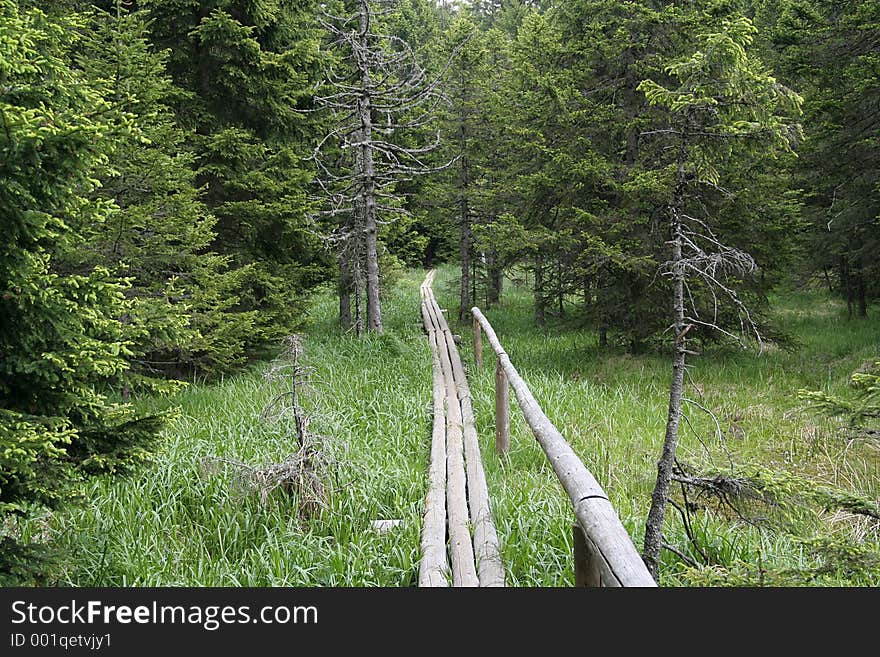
[0,1,162,583]
[59,2,257,380]
[636,16,802,579]
[144,0,333,351]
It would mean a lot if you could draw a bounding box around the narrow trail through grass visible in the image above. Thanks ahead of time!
[43,266,878,586]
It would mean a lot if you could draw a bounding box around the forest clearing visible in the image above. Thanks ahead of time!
[14,267,877,587]
[2,0,878,589]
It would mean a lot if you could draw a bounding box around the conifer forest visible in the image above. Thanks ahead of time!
[1,0,878,587]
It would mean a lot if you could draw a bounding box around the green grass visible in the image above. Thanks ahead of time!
[41,272,433,586]
[432,268,879,586]
[34,266,879,586]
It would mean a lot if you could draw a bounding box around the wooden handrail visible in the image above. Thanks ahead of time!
[471,307,657,587]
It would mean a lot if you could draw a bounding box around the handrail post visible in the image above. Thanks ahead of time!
[473,316,483,368]
[573,524,602,587]
[495,361,510,456]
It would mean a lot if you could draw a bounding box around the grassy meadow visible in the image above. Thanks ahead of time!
[30,266,879,586]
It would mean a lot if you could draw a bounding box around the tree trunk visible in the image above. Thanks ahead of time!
[353,253,364,338]
[534,255,545,326]
[471,256,477,311]
[459,228,470,322]
[643,130,690,582]
[459,153,470,322]
[557,262,565,317]
[358,1,382,334]
[338,250,353,331]
[840,255,853,318]
[856,271,867,317]
[623,49,641,168]
[487,250,502,306]
[643,210,686,581]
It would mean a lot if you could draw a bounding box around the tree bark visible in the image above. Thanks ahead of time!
[534,255,545,326]
[353,254,364,338]
[487,250,502,306]
[642,128,690,582]
[459,161,471,321]
[557,262,565,317]
[840,255,853,318]
[623,48,641,168]
[471,255,477,312]
[338,250,353,331]
[856,271,867,317]
[358,1,382,334]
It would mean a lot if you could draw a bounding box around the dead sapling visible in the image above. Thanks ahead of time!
[202,336,339,523]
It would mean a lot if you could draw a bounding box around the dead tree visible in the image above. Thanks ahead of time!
[640,108,767,580]
[636,18,802,580]
[312,0,455,335]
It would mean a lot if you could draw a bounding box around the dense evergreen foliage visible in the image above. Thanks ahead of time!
[0,1,164,583]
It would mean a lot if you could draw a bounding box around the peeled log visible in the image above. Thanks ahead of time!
[471,307,656,587]
[443,329,505,587]
[434,317,479,587]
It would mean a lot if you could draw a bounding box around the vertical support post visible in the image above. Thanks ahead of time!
[495,361,509,456]
[573,524,602,587]
[473,316,483,368]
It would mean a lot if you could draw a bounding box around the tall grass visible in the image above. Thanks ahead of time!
[46,273,433,586]
[39,266,879,586]
[434,268,879,586]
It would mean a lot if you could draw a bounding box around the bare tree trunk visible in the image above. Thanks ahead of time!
[357,1,382,334]
[534,255,545,326]
[353,253,364,338]
[315,2,452,340]
[643,132,690,582]
[338,249,353,331]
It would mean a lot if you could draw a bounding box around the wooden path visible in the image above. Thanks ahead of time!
[417,269,656,587]
[418,270,505,587]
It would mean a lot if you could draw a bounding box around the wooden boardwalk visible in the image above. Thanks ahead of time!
[418,270,505,587]
[417,269,656,587]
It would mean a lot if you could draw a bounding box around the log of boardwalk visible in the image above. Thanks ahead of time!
[442,330,505,587]
[418,277,449,587]
[420,272,477,587]
[471,307,656,587]
[418,271,505,587]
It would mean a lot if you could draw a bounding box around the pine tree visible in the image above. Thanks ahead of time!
[0,1,162,583]
[771,0,879,315]
[144,0,333,352]
[636,15,802,579]
[55,2,258,380]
